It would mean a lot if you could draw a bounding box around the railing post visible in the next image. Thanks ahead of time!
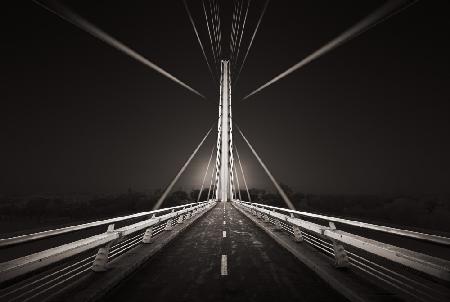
[290,213,303,242]
[142,214,156,244]
[185,206,192,220]
[269,210,281,230]
[329,222,349,268]
[273,211,282,230]
[165,210,174,231]
[142,226,154,244]
[177,209,184,224]
[256,210,262,219]
[275,220,282,230]
[293,226,303,242]
[92,224,115,272]
[252,207,258,216]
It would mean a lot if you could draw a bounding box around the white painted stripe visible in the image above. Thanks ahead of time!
[223,231,226,238]
[221,255,228,276]
[223,221,226,225]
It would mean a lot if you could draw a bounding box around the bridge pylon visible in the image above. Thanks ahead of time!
[214,60,235,202]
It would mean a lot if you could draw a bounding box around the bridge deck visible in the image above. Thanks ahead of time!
[102,202,348,302]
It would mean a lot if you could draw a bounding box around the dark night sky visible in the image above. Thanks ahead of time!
[1,0,449,195]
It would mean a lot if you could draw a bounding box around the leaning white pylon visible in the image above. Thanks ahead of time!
[215,60,233,202]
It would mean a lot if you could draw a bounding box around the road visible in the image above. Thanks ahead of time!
[102,202,348,302]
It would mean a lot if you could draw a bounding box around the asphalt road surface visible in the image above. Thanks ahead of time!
[102,202,348,302]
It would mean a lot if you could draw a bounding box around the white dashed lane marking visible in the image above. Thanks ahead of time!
[221,255,228,276]
[222,204,228,276]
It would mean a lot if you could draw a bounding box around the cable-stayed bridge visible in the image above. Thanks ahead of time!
[1,1,449,301]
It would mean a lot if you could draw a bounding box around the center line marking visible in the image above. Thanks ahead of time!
[223,221,226,225]
[221,255,228,276]
[223,231,226,238]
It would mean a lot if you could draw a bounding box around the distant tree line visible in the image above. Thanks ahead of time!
[0,189,194,223]
[243,184,450,233]
[1,185,449,233]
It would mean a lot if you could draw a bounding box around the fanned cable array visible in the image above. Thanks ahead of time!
[32,0,206,99]
[242,0,418,100]
[234,0,270,85]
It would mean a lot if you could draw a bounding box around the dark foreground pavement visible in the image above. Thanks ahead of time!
[102,202,348,302]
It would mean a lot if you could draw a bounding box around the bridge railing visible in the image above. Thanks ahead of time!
[240,201,450,246]
[0,203,199,248]
[233,200,450,302]
[0,201,215,284]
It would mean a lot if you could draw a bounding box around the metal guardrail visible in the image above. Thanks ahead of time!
[0,203,198,248]
[241,201,450,246]
[0,201,215,284]
[234,201,450,282]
